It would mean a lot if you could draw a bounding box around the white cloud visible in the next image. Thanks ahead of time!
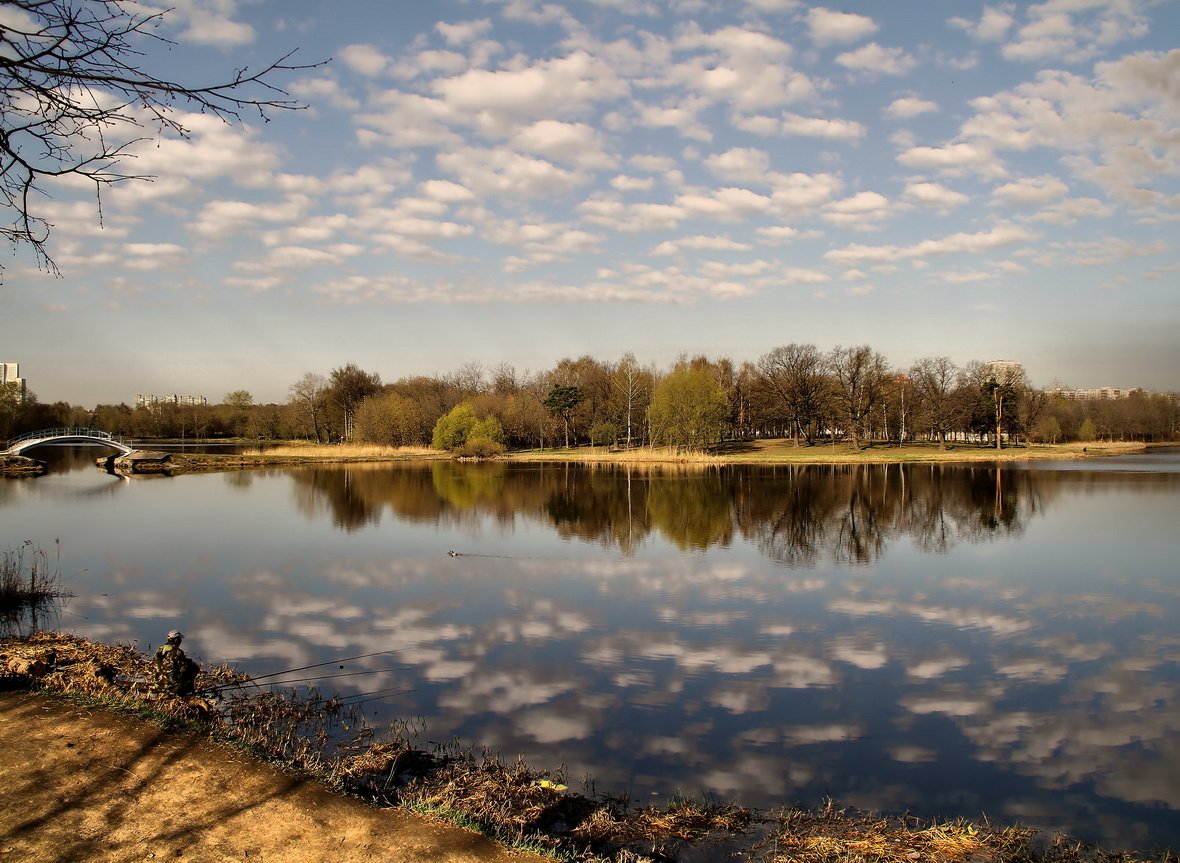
[339,44,391,77]
[510,120,615,169]
[164,0,254,47]
[436,147,589,198]
[992,175,1070,206]
[1031,197,1113,224]
[432,51,628,132]
[667,26,815,111]
[651,235,753,255]
[822,191,891,229]
[756,225,800,244]
[904,181,970,209]
[704,148,771,183]
[1097,48,1180,116]
[825,224,1035,265]
[289,75,361,112]
[675,187,775,220]
[781,113,866,141]
[121,243,189,271]
[770,172,843,210]
[610,175,656,192]
[807,8,878,46]
[885,97,939,119]
[949,6,1015,42]
[579,198,686,232]
[356,93,463,149]
[436,19,493,46]
[1001,0,1151,64]
[192,197,309,239]
[897,141,1006,178]
[835,43,917,77]
[419,179,476,203]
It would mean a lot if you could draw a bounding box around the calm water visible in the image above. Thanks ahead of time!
[4,447,1180,852]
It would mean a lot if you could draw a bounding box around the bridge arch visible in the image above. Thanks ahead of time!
[3,428,134,456]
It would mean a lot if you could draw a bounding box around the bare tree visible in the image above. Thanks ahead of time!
[288,372,329,443]
[909,356,964,449]
[610,352,650,448]
[827,345,889,449]
[1,0,320,271]
[755,343,830,445]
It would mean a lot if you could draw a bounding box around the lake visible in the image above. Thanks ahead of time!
[3,447,1179,853]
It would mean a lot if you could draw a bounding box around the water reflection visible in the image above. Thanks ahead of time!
[285,462,1067,561]
[5,452,1180,853]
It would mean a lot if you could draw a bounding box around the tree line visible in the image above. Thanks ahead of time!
[3,347,1177,450]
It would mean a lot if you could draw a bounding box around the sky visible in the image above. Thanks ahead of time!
[4,0,1179,406]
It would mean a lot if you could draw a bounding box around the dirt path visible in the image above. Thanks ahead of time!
[0,690,546,863]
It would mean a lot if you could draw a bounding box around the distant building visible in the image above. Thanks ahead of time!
[1,362,27,401]
[982,360,1025,384]
[135,393,208,409]
[1049,387,1148,401]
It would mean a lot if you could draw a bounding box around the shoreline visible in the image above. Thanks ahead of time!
[2,632,1173,863]
[123,439,1162,475]
[2,439,1162,478]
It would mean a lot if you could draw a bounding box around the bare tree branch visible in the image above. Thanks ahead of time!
[0,0,325,272]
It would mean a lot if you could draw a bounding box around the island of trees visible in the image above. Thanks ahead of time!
[3,345,1177,454]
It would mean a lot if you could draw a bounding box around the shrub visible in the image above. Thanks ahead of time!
[457,437,505,458]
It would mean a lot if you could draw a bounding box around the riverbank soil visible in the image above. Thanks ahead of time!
[0,689,545,863]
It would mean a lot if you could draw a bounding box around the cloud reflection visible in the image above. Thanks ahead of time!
[43,458,1180,852]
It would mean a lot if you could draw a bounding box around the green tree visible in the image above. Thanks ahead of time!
[647,361,729,451]
[589,422,617,447]
[432,403,477,451]
[431,402,504,454]
[223,390,254,409]
[0,381,23,439]
[1031,415,1062,444]
[980,364,1025,449]
[544,385,584,448]
[1079,417,1097,442]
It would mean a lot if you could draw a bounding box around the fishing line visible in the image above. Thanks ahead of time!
[259,667,409,687]
[196,649,409,695]
[244,648,407,682]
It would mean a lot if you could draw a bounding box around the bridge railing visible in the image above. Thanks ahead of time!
[4,427,123,451]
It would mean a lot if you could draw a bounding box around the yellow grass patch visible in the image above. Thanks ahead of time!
[245,443,438,459]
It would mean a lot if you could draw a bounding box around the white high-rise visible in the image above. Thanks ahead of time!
[0,362,26,399]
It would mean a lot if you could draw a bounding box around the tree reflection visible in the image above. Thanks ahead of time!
[280,461,1102,561]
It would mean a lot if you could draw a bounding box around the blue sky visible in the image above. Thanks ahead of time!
[5,0,1179,405]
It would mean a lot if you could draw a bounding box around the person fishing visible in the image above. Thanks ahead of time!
[153,629,199,696]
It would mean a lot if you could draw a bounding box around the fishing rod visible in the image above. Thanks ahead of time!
[251,667,409,688]
[195,648,409,695]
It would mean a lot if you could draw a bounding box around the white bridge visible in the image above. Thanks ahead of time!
[3,427,135,456]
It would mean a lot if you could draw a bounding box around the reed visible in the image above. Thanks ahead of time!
[0,543,70,636]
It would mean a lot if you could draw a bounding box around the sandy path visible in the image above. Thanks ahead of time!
[0,690,544,863]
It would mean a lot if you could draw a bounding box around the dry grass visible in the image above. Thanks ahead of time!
[500,440,1149,467]
[243,442,440,459]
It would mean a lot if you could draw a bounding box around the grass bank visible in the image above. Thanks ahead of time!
[161,439,1153,474]
[507,439,1149,465]
[2,632,1174,863]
